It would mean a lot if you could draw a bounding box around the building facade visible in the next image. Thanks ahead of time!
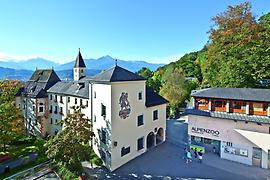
[16,50,167,171]
[186,88,270,169]
[15,69,60,136]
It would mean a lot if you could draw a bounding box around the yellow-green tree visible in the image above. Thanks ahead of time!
[46,106,94,175]
[203,2,270,87]
[160,67,189,116]
[0,80,24,151]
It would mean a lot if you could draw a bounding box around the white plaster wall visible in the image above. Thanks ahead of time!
[91,83,112,169]
[188,115,269,144]
[188,115,270,167]
[48,93,90,135]
[220,141,253,165]
[110,81,166,171]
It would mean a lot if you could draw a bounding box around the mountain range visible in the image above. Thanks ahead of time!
[0,55,164,81]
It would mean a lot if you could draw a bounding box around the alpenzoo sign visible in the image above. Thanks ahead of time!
[191,127,220,137]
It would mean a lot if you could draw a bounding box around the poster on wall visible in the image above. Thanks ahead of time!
[239,149,248,156]
[224,146,248,157]
[224,146,236,154]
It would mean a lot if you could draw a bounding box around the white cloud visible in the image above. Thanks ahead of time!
[149,53,185,64]
[0,52,40,62]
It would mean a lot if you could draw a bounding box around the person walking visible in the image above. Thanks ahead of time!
[198,150,203,163]
[182,147,187,160]
[186,150,192,163]
[194,148,198,160]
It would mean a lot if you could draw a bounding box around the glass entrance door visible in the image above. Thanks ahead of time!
[252,147,262,167]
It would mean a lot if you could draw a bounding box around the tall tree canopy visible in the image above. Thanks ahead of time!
[0,80,24,150]
[159,67,189,116]
[46,106,94,175]
[203,2,270,87]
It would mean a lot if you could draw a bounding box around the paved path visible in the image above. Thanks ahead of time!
[0,153,38,174]
[84,119,270,179]
[84,142,270,180]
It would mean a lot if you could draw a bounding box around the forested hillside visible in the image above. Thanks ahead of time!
[137,2,270,116]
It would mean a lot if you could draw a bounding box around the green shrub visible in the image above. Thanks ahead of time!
[12,135,36,145]
[0,151,9,156]
[92,157,103,166]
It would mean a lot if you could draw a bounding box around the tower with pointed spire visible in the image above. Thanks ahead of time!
[73,48,86,81]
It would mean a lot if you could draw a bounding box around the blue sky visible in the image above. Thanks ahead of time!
[0,0,270,64]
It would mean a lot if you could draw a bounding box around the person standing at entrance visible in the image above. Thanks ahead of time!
[213,146,216,154]
[186,150,192,163]
[198,151,203,163]
[194,148,198,159]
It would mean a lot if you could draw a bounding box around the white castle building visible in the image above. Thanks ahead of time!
[16,50,167,171]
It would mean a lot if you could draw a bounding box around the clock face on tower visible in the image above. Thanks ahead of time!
[119,92,131,119]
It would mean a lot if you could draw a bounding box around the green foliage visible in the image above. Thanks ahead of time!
[203,2,270,87]
[159,67,190,116]
[175,52,203,82]
[136,67,153,79]
[45,106,94,176]
[0,80,24,151]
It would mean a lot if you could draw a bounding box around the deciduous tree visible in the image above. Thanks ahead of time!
[46,106,94,175]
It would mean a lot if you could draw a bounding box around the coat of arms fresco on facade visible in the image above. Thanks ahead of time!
[119,92,131,119]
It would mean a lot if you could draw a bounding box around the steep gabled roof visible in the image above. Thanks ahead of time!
[90,65,146,82]
[191,88,270,102]
[24,69,60,98]
[47,80,89,98]
[74,50,86,68]
[145,88,168,107]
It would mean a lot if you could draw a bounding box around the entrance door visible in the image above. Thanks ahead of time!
[252,147,262,167]
[268,150,270,169]
[146,132,155,149]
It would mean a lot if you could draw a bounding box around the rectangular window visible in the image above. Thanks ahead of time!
[94,115,96,122]
[138,92,142,100]
[54,95,57,102]
[60,107,63,115]
[50,105,52,113]
[101,129,106,144]
[39,106,44,113]
[137,115,144,126]
[137,137,144,151]
[94,91,96,98]
[75,98,77,104]
[101,104,106,116]
[35,119,37,125]
[54,106,58,114]
[68,97,70,103]
[55,119,58,124]
[86,100,88,107]
[50,118,53,124]
[60,96,63,103]
[153,110,158,120]
[80,99,83,106]
[50,94,52,100]
[121,146,130,157]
